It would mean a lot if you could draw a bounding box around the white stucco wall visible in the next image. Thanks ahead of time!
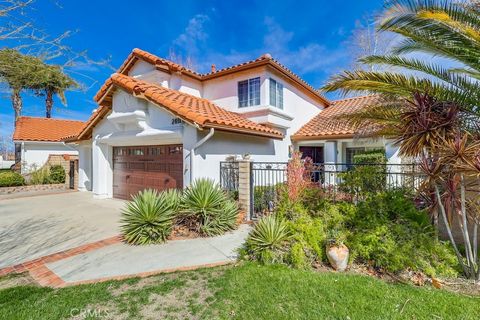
[183,126,281,185]
[18,142,78,174]
[77,142,92,191]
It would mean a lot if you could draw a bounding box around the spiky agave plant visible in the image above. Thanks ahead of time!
[181,178,239,236]
[245,214,291,263]
[200,200,239,236]
[121,188,180,245]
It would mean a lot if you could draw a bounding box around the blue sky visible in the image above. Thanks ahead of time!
[0,0,384,145]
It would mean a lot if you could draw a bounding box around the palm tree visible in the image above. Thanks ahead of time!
[322,0,480,117]
[32,64,77,118]
[321,0,480,279]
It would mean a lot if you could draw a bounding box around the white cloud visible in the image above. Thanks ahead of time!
[167,15,350,86]
[260,18,349,76]
[173,14,210,57]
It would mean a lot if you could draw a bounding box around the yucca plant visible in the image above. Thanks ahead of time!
[245,214,291,263]
[200,200,239,236]
[121,188,180,245]
[181,178,239,236]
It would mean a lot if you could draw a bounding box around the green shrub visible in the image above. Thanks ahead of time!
[49,165,66,184]
[340,150,387,200]
[245,214,291,264]
[300,187,326,213]
[181,178,238,236]
[247,185,459,277]
[0,171,25,187]
[353,149,387,164]
[346,191,459,277]
[287,215,326,268]
[253,185,278,214]
[121,189,180,244]
[30,166,51,185]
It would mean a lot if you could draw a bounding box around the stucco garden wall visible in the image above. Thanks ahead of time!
[20,142,78,174]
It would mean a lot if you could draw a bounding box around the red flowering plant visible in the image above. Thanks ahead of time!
[286,151,309,203]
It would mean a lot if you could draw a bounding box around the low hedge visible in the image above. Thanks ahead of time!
[0,171,25,187]
[49,165,66,184]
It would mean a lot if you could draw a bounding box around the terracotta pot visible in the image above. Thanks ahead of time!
[326,244,349,272]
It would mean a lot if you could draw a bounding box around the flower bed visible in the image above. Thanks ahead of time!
[120,178,241,245]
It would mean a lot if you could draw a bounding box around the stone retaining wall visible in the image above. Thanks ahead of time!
[0,183,67,195]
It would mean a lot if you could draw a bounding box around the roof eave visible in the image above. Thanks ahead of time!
[204,123,284,140]
[291,133,355,141]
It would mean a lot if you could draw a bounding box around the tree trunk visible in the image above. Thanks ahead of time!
[45,89,53,118]
[434,185,470,277]
[460,175,475,270]
[12,89,22,124]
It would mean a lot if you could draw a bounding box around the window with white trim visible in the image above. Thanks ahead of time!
[269,78,283,109]
[238,77,260,107]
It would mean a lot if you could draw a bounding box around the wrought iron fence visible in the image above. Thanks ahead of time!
[219,161,239,199]
[251,162,288,219]
[250,162,425,219]
[219,161,425,219]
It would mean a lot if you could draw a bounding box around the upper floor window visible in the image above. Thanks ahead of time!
[269,78,283,109]
[238,77,260,107]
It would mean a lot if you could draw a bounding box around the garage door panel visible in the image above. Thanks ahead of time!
[113,144,183,200]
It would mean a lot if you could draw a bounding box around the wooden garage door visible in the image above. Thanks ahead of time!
[113,145,183,200]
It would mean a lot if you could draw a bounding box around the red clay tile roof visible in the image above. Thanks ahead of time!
[89,73,283,139]
[13,117,85,142]
[117,48,203,79]
[292,95,381,140]
[113,48,329,106]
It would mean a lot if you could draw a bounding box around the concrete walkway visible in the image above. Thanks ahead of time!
[47,225,251,284]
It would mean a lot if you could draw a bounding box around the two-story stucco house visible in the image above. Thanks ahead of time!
[63,48,399,200]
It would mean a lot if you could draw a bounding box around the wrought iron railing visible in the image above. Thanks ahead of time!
[250,162,424,218]
[219,161,239,199]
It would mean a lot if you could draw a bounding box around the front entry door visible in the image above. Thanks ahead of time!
[299,146,324,183]
[299,146,324,163]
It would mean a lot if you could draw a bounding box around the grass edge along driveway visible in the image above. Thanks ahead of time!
[0,262,478,319]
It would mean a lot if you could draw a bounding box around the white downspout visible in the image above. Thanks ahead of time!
[190,128,215,184]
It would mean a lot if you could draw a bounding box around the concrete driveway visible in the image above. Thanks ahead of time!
[0,192,123,268]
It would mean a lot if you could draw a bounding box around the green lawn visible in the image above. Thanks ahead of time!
[0,263,478,319]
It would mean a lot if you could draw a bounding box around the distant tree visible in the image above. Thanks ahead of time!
[31,64,78,118]
[0,48,43,121]
[0,48,78,120]
[348,12,397,71]
[168,47,197,70]
[1,0,112,119]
